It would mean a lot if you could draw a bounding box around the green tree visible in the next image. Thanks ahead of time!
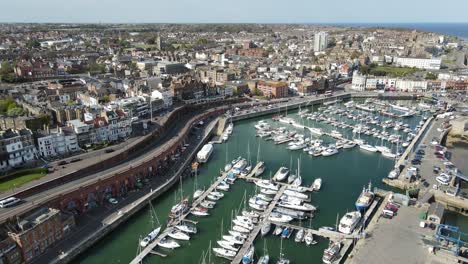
[7,107,23,117]
[425,72,438,80]
[26,39,40,48]
[313,66,322,72]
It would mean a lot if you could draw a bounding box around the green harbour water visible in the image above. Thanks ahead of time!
[76,101,452,264]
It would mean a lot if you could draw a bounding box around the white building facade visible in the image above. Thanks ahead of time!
[394,57,441,70]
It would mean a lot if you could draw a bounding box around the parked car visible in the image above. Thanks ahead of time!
[105,148,115,153]
[411,159,421,165]
[433,166,441,173]
[385,203,398,213]
[436,175,451,185]
[58,160,68,166]
[108,198,118,204]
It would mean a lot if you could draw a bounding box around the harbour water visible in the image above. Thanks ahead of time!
[76,101,457,264]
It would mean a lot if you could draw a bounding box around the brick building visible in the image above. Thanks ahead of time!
[7,208,75,263]
[257,81,289,98]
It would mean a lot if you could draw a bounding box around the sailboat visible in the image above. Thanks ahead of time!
[193,169,204,200]
[140,202,161,247]
[242,245,255,264]
[257,240,270,264]
[277,238,290,264]
[255,142,266,177]
[304,216,317,246]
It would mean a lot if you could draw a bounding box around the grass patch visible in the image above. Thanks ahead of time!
[370,66,418,77]
[0,168,48,191]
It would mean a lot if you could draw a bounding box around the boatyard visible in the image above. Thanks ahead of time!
[77,96,468,264]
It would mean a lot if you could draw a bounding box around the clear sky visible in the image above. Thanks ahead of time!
[2,0,468,23]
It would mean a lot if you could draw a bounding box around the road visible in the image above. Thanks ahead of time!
[0,106,223,223]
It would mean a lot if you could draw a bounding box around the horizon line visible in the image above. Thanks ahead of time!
[1,21,468,25]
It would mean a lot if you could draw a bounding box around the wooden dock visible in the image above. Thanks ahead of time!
[231,185,288,264]
[130,169,231,264]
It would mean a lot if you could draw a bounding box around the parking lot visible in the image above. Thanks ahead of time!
[350,202,445,264]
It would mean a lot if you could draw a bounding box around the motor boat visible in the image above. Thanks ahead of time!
[175,224,197,234]
[168,228,191,241]
[312,178,322,191]
[170,198,189,216]
[257,194,273,202]
[261,222,271,236]
[304,231,317,246]
[241,165,253,177]
[242,210,260,219]
[249,202,267,211]
[287,185,308,193]
[191,207,209,216]
[294,229,305,243]
[233,219,254,230]
[355,182,374,211]
[283,189,309,200]
[217,240,239,252]
[278,201,316,211]
[250,197,270,206]
[193,188,204,199]
[268,213,293,223]
[322,241,341,264]
[216,181,230,191]
[233,225,251,233]
[213,247,237,258]
[273,167,290,182]
[291,176,302,187]
[255,180,279,191]
[260,188,277,195]
[287,174,297,184]
[338,211,362,234]
[359,144,377,152]
[229,230,248,239]
[387,167,400,179]
[343,141,357,149]
[158,237,180,249]
[273,225,283,236]
[281,227,291,238]
[224,163,233,172]
[382,150,397,159]
[140,227,161,247]
[200,200,216,209]
[255,161,266,177]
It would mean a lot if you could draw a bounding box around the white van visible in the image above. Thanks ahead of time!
[0,197,21,208]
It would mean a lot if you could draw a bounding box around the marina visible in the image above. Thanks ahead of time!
[78,98,464,264]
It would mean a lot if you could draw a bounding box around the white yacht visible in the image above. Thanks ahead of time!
[387,167,400,179]
[193,189,204,200]
[312,178,322,191]
[261,222,271,236]
[278,201,316,211]
[284,189,309,200]
[233,225,251,233]
[217,240,239,252]
[213,247,237,258]
[222,235,245,245]
[273,167,290,181]
[255,180,279,191]
[175,224,197,234]
[255,161,266,176]
[268,213,293,223]
[322,146,339,156]
[168,229,190,241]
[140,227,161,247]
[338,211,362,234]
[249,197,269,206]
[359,144,377,152]
[157,237,180,249]
[304,231,317,246]
[260,188,277,195]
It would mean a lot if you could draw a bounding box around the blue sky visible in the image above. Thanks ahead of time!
[1,0,468,23]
